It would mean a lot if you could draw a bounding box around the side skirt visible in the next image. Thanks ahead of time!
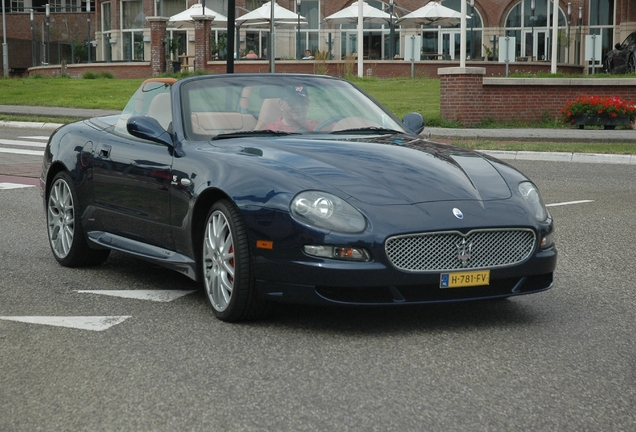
[87,231,197,280]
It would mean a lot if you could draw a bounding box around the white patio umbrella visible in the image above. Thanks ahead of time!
[235,1,306,27]
[324,1,391,26]
[168,3,227,28]
[396,1,466,27]
[325,1,391,76]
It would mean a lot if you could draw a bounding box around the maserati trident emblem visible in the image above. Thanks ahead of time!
[452,208,463,219]
[456,238,473,267]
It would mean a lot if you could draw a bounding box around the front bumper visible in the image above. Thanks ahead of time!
[255,246,557,305]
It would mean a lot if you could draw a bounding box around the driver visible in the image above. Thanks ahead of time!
[263,86,319,132]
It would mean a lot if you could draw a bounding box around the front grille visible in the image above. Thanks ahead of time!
[385,229,536,272]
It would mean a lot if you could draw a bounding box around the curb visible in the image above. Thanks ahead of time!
[481,150,636,165]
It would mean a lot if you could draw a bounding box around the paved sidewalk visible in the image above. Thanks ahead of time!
[1,106,635,183]
[0,105,120,119]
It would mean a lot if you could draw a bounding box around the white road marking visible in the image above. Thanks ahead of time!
[18,136,49,140]
[0,138,47,147]
[76,290,196,302]
[546,200,594,207]
[0,147,44,156]
[0,316,131,331]
[0,183,36,190]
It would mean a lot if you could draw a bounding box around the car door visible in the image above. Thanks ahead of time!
[92,132,175,250]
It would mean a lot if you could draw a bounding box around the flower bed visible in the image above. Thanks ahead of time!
[562,95,636,129]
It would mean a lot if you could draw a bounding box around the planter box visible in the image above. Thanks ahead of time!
[572,113,631,130]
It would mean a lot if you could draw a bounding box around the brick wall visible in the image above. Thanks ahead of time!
[439,67,636,125]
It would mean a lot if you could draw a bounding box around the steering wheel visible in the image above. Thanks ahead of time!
[315,116,346,131]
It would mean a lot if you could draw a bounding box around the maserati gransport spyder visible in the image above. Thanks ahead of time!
[41,74,556,322]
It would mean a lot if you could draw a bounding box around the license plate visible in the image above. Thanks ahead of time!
[440,270,490,288]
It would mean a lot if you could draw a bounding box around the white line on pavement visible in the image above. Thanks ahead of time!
[76,290,196,302]
[0,316,132,331]
[0,148,44,156]
[0,183,36,190]
[0,138,47,147]
[546,200,594,207]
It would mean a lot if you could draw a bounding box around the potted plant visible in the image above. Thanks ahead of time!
[167,38,181,72]
[211,34,227,60]
[562,95,636,129]
[483,45,497,61]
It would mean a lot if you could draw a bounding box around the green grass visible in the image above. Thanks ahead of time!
[0,76,143,110]
[0,75,634,154]
[349,76,443,124]
[0,74,442,121]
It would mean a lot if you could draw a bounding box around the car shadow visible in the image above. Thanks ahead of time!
[90,252,549,333]
[259,298,548,335]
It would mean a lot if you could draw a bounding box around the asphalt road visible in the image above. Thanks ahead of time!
[1,158,635,431]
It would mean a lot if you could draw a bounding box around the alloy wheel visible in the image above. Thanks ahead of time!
[47,178,75,259]
[203,210,235,312]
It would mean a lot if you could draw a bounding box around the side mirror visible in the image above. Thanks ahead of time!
[615,43,622,49]
[402,112,425,135]
[127,116,174,147]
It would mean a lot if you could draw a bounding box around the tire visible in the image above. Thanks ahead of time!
[201,199,269,322]
[46,172,110,267]
[603,57,612,74]
[628,54,636,74]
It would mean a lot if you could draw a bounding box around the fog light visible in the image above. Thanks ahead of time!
[303,245,370,261]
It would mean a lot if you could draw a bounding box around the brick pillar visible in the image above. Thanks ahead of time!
[147,17,168,76]
[438,67,486,126]
[193,15,213,72]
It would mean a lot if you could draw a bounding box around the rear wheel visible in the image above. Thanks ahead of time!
[201,199,269,322]
[46,172,110,267]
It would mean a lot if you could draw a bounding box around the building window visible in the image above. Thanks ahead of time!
[298,0,319,56]
[121,0,144,61]
[504,0,566,62]
[102,1,112,62]
[162,0,186,19]
[421,0,483,61]
[589,0,615,59]
[10,0,25,12]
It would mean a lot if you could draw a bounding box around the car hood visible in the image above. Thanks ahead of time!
[221,135,512,205]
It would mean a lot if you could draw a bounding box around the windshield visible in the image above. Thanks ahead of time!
[114,78,175,137]
[178,75,407,140]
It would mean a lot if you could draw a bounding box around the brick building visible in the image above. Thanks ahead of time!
[1,1,635,75]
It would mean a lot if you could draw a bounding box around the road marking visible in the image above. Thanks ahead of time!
[0,148,44,156]
[0,138,47,147]
[546,200,594,207]
[18,136,49,140]
[0,182,36,190]
[76,290,196,302]
[0,316,131,331]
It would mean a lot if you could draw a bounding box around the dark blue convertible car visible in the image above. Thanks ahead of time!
[41,74,556,322]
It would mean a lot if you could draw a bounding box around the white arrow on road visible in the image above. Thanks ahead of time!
[0,316,131,331]
[76,290,196,302]
[0,182,36,190]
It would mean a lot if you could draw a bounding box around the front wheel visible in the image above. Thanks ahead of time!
[46,172,110,267]
[603,57,612,74]
[628,54,636,74]
[201,200,269,322]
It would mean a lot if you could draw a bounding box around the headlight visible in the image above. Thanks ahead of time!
[291,191,366,233]
[518,182,548,221]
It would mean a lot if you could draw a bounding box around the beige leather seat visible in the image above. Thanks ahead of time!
[147,93,172,131]
[254,98,283,130]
